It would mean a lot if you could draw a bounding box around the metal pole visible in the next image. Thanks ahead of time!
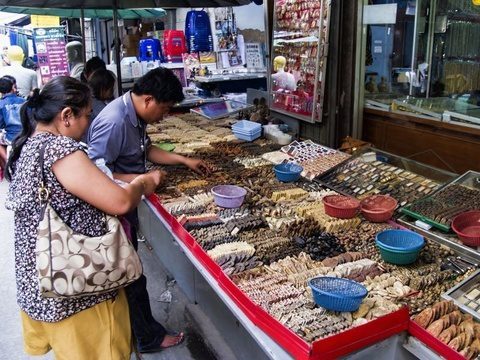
[113,1,122,96]
[80,8,87,62]
[409,0,421,96]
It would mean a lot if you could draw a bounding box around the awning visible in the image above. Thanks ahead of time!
[0,0,253,8]
[0,7,167,19]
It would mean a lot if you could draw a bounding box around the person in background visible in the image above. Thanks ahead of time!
[88,68,115,122]
[80,56,107,83]
[0,76,24,180]
[0,46,38,98]
[5,76,163,359]
[88,67,211,353]
[2,75,18,95]
[81,56,119,98]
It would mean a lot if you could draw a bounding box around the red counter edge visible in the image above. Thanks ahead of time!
[147,194,410,359]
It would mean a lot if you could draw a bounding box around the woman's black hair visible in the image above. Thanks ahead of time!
[88,69,115,101]
[5,76,91,181]
[80,56,106,83]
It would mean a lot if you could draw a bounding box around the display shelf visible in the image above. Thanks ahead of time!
[145,194,410,360]
[314,147,457,207]
[408,321,466,360]
[194,72,267,83]
[269,0,331,123]
[442,269,480,322]
[400,171,480,233]
[403,334,454,360]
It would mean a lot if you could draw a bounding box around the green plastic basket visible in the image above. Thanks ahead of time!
[376,245,421,265]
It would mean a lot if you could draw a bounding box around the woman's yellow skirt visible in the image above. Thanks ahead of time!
[20,289,131,360]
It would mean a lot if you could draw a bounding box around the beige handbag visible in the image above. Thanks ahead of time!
[35,143,143,298]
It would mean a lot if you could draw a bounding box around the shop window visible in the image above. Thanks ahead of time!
[361,0,480,128]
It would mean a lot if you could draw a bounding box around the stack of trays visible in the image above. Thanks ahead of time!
[232,120,262,142]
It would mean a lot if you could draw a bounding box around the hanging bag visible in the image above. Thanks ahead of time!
[35,142,143,298]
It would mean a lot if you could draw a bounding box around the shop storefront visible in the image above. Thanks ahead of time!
[355,0,480,174]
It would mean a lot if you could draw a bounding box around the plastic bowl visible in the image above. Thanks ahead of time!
[211,185,247,208]
[322,195,360,219]
[452,211,480,247]
[360,195,398,222]
[375,229,425,265]
[309,277,368,312]
[273,163,303,182]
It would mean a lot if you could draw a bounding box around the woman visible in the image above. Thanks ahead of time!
[88,68,115,120]
[5,76,164,359]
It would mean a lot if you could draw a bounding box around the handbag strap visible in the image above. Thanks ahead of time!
[38,142,50,203]
[38,142,50,219]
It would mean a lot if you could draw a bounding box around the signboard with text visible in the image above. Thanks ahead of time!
[33,27,69,84]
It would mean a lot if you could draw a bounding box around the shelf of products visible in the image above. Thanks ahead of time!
[401,171,480,232]
[141,112,480,358]
[361,0,480,130]
[269,0,331,123]
[314,148,456,207]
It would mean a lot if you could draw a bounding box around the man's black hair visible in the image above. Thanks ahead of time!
[0,77,14,93]
[132,67,185,104]
[2,75,16,85]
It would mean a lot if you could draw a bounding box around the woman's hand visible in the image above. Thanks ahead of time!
[140,170,167,195]
[183,158,212,176]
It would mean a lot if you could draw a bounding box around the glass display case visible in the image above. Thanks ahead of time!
[361,0,480,127]
[443,270,480,321]
[314,147,457,207]
[269,0,331,123]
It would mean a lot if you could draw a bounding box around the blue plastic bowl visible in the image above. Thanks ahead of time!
[375,229,425,265]
[273,163,303,182]
[309,277,368,312]
[211,185,247,208]
[375,229,425,252]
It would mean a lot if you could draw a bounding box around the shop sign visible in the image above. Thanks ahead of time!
[33,27,69,85]
[31,15,60,27]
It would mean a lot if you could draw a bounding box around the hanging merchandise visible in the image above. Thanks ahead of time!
[163,30,187,63]
[185,10,214,53]
[138,38,164,62]
[138,37,164,74]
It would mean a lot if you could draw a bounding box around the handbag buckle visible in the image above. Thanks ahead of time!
[38,183,50,202]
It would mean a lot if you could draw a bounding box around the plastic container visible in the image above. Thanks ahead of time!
[309,277,368,312]
[360,195,398,222]
[211,185,247,208]
[274,163,303,182]
[232,120,262,133]
[233,129,261,142]
[452,211,480,247]
[375,229,425,265]
[322,195,360,219]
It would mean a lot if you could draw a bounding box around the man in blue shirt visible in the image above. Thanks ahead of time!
[0,76,24,179]
[88,67,210,353]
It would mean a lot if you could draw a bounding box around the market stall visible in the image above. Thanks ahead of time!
[136,111,480,359]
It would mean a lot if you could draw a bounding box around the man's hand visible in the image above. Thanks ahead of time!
[183,158,212,176]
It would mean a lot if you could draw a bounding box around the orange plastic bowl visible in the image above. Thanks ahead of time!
[360,195,398,223]
[322,195,360,219]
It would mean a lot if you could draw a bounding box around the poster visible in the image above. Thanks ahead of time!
[33,27,69,85]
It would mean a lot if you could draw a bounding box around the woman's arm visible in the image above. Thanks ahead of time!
[52,150,159,215]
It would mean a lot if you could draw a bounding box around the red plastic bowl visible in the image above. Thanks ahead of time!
[322,195,360,219]
[452,211,480,247]
[360,195,398,223]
